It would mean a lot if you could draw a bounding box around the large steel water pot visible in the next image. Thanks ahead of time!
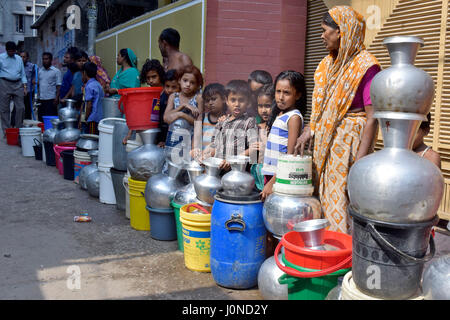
[257,255,288,300]
[173,161,204,206]
[54,119,81,144]
[221,155,255,196]
[58,99,78,121]
[79,150,99,190]
[102,97,122,119]
[422,254,450,300]
[76,134,99,151]
[193,157,223,204]
[127,128,165,181]
[144,161,185,209]
[112,121,129,171]
[263,188,321,239]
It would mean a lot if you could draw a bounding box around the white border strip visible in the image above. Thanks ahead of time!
[95,0,202,42]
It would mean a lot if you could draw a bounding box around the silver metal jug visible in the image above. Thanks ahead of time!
[144,161,185,209]
[102,97,122,119]
[54,119,81,144]
[221,155,255,196]
[257,255,288,300]
[79,150,99,190]
[172,160,204,206]
[112,121,129,171]
[58,99,78,121]
[193,157,223,205]
[76,134,99,151]
[127,129,165,181]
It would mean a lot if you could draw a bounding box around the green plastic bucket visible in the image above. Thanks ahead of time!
[170,200,184,252]
[278,253,350,300]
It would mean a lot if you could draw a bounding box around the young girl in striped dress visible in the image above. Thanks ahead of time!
[261,70,307,200]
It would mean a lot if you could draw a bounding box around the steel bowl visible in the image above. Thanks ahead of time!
[76,134,99,151]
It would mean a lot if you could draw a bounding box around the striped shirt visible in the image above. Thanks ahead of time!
[262,109,303,176]
[210,113,258,160]
[202,112,217,150]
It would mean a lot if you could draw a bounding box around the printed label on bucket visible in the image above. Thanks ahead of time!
[275,177,312,185]
[150,98,160,123]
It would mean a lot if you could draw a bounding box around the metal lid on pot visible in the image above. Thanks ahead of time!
[215,189,261,203]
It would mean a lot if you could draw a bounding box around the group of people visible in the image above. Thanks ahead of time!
[0,6,441,235]
[0,41,109,135]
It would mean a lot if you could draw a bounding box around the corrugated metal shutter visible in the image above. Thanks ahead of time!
[304,0,329,122]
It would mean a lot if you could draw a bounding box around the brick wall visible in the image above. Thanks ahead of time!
[204,0,307,85]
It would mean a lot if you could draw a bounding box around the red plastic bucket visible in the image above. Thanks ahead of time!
[118,87,163,130]
[6,128,20,146]
[37,123,45,133]
[54,144,76,175]
[274,230,352,278]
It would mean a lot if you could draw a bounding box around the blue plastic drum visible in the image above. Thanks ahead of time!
[210,192,267,289]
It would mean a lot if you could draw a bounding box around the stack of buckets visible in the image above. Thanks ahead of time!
[97,118,126,205]
[274,224,352,300]
[54,142,76,176]
[74,141,94,184]
[19,127,42,157]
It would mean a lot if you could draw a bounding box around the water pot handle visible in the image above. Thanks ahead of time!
[33,138,42,146]
[367,223,436,263]
[118,92,125,114]
[225,213,246,232]
[274,241,352,279]
[186,203,210,214]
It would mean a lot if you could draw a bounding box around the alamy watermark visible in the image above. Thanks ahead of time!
[66,265,81,290]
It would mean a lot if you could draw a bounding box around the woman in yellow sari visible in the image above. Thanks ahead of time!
[295,6,380,234]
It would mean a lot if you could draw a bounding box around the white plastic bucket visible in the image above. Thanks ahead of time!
[125,138,143,153]
[74,149,92,184]
[98,118,126,167]
[273,154,314,196]
[341,271,424,300]
[98,163,116,204]
[20,127,42,157]
[123,172,131,219]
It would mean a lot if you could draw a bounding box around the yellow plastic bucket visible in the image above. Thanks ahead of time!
[180,203,212,272]
[128,177,150,231]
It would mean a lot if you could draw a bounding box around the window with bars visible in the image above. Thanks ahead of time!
[16,14,24,33]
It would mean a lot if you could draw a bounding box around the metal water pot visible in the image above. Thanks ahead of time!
[172,160,204,206]
[348,36,444,223]
[127,129,165,181]
[58,99,78,121]
[221,155,255,196]
[76,134,99,151]
[102,97,122,119]
[86,170,100,198]
[422,254,450,300]
[43,118,61,143]
[112,121,129,171]
[193,157,223,204]
[263,187,321,239]
[54,119,81,144]
[79,150,99,190]
[144,161,185,209]
[257,254,288,300]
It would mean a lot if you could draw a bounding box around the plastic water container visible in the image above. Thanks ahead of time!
[128,177,149,231]
[98,118,126,167]
[210,196,266,288]
[20,127,42,157]
[273,154,314,196]
[123,173,131,219]
[42,116,59,131]
[98,163,116,204]
[74,149,92,184]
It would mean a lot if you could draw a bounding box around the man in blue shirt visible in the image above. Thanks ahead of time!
[59,47,79,107]
[20,51,37,120]
[80,62,103,134]
[0,41,27,137]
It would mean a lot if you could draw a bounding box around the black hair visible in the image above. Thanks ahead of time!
[165,69,178,82]
[323,12,339,30]
[257,83,275,100]
[225,80,252,101]
[420,113,431,130]
[72,51,82,61]
[66,46,80,60]
[267,70,307,132]
[203,83,226,100]
[83,61,97,79]
[42,52,53,60]
[159,28,181,49]
[80,50,89,60]
[119,48,133,67]
[248,70,273,86]
[5,41,16,51]
[67,62,79,73]
[140,59,165,84]
[20,51,29,58]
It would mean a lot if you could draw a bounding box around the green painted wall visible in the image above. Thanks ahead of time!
[95,0,204,80]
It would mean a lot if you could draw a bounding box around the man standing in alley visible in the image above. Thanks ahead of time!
[158,28,193,75]
[59,46,79,108]
[37,52,62,122]
[20,51,38,120]
[0,41,27,137]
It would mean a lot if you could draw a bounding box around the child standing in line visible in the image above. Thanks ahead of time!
[164,65,203,163]
[261,70,307,200]
[248,70,273,121]
[157,69,180,147]
[79,62,104,134]
[204,80,258,170]
[413,112,441,169]
[191,83,227,160]
[250,84,274,191]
